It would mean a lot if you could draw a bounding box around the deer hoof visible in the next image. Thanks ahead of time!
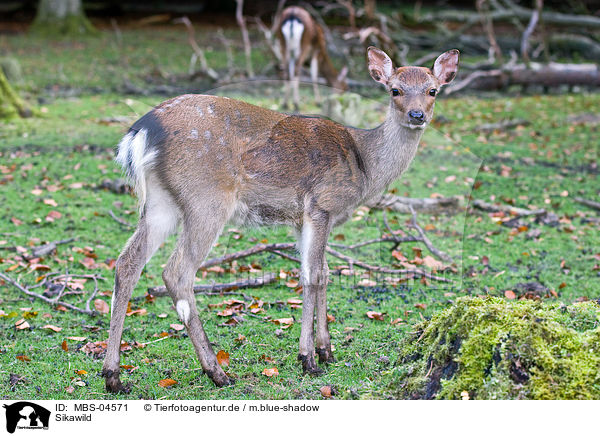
[298,353,324,376]
[316,347,335,364]
[103,370,131,394]
[205,369,234,387]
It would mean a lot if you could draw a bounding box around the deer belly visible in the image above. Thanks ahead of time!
[230,200,301,227]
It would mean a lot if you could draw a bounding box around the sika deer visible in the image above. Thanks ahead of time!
[102,47,459,392]
[276,6,348,110]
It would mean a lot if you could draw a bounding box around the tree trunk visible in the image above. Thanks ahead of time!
[0,68,32,119]
[31,0,96,36]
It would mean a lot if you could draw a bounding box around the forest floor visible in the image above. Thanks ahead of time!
[0,25,598,400]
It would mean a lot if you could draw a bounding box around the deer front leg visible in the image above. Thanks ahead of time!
[298,214,330,375]
[310,54,321,104]
[315,259,334,364]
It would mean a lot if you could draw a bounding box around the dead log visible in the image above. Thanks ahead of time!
[446,62,600,93]
[417,7,600,29]
[574,197,600,211]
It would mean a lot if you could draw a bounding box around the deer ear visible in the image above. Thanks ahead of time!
[367,46,393,86]
[432,49,460,85]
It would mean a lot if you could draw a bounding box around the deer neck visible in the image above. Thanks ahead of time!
[318,52,340,86]
[351,105,424,202]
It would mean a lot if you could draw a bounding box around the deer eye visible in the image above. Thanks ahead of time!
[391,88,400,97]
[429,88,437,97]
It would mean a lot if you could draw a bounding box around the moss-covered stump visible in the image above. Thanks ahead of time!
[0,68,32,119]
[389,297,600,400]
[30,0,96,36]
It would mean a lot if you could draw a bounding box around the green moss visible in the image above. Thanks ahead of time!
[0,68,32,119]
[388,297,600,399]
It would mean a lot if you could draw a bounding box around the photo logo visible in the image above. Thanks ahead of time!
[3,402,50,434]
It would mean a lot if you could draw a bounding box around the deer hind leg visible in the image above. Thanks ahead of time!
[103,181,179,393]
[315,259,333,363]
[162,203,234,387]
[298,212,330,375]
[310,54,321,104]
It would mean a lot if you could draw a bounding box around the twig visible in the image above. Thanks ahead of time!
[140,335,172,347]
[270,250,301,263]
[173,16,219,80]
[0,272,97,315]
[520,3,539,65]
[408,206,453,263]
[444,69,503,95]
[476,0,503,63]
[148,272,278,296]
[336,0,357,29]
[109,210,134,228]
[324,246,452,282]
[201,243,296,269]
[574,197,600,211]
[84,276,100,313]
[235,0,254,78]
[32,237,78,258]
[328,236,420,251]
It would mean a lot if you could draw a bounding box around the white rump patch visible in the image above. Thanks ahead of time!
[281,19,304,61]
[115,128,157,213]
[176,300,191,324]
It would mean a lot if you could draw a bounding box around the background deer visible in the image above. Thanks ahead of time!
[102,46,459,392]
[276,6,348,110]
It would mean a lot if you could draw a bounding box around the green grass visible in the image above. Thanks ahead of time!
[0,25,598,400]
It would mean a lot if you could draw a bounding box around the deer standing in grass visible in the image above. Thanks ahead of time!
[102,46,459,392]
[276,6,348,110]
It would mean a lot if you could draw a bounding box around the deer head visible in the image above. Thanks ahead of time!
[367,47,460,129]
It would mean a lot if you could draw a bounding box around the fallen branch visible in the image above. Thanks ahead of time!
[0,272,103,316]
[574,197,600,211]
[201,239,452,282]
[328,235,420,250]
[324,246,452,282]
[446,62,600,93]
[417,7,600,29]
[201,242,296,269]
[32,237,78,258]
[366,194,463,215]
[472,199,546,217]
[173,16,219,80]
[520,1,540,65]
[408,206,453,263]
[148,272,278,296]
[109,210,134,228]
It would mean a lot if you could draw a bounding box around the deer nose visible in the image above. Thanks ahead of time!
[408,110,425,124]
